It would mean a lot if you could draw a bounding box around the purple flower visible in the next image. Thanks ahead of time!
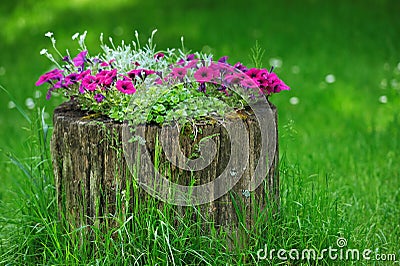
[116,77,136,94]
[186,54,195,61]
[234,62,248,72]
[198,82,206,93]
[35,69,64,86]
[72,50,88,68]
[94,93,105,103]
[63,73,80,87]
[218,56,228,64]
[46,80,63,100]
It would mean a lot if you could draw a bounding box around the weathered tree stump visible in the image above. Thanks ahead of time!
[51,100,279,243]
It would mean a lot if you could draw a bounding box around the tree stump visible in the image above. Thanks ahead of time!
[50,100,279,243]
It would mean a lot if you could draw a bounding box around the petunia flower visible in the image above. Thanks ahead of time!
[154,52,165,61]
[72,50,88,68]
[35,68,64,86]
[81,75,98,91]
[193,66,218,83]
[116,77,136,94]
[127,69,155,80]
[96,69,117,87]
[171,67,187,80]
[218,56,228,64]
[94,93,105,103]
[245,68,260,79]
[234,62,248,72]
[198,82,206,93]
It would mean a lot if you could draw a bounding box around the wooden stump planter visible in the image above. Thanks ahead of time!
[51,100,279,243]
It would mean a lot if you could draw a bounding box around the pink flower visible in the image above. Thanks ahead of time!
[81,75,98,91]
[194,66,218,83]
[224,73,245,85]
[245,68,260,79]
[171,67,187,79]
[72,50,88,68]
[127,69,155,80]
[234,62,248,72]
[96,69,117,87]
[35,69,64,86]
[116,77,136,94]
[154,52,165,61]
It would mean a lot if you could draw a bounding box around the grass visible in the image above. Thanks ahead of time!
[1,0,400,265]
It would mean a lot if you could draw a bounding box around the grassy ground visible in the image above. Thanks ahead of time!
[1,0,399,265]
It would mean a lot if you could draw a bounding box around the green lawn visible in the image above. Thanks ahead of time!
[1,0,399,265]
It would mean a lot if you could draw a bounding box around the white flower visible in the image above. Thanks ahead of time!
[379,95,388,104]
[25,98,35,110]
[289,97,299,105]
[8,101,16,109]
[325,74,336,84]
[45,32,53,38]
[72,32,79,40]
[40,49,48,55]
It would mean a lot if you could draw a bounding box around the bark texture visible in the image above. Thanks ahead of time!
[51,100,279,238]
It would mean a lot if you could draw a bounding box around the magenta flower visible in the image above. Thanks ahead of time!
[154,52,165,60]
[94,93,105,103]
[100,59,115,67]
[245,68,260,79]
[72,50,88,68]
[81,75,98,91]
[234,62,248,72]
[127,69,155,80]
[116,77,136,94]
[186,54,195,61]
[171,67,187,79]
[218,56,228,64]
[96,69,117,87]
[194,66,218,83]
[63,73,80,87]
[35,68,64,86]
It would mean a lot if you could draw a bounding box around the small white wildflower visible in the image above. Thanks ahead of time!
[34,90,42,98]
[25,98,35,110]
[45,32,53,38]
[379,95,388,104]
[325,74,336,84]
[269,58,282,68]
[72,32,79,40]
[289,97,299,105]
[40,49,48,55]
[8,101,16,109]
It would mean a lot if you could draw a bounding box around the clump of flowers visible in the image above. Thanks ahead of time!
[36,30,290,124]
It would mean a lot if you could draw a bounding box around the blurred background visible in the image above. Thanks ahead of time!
[1,0,399,212]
